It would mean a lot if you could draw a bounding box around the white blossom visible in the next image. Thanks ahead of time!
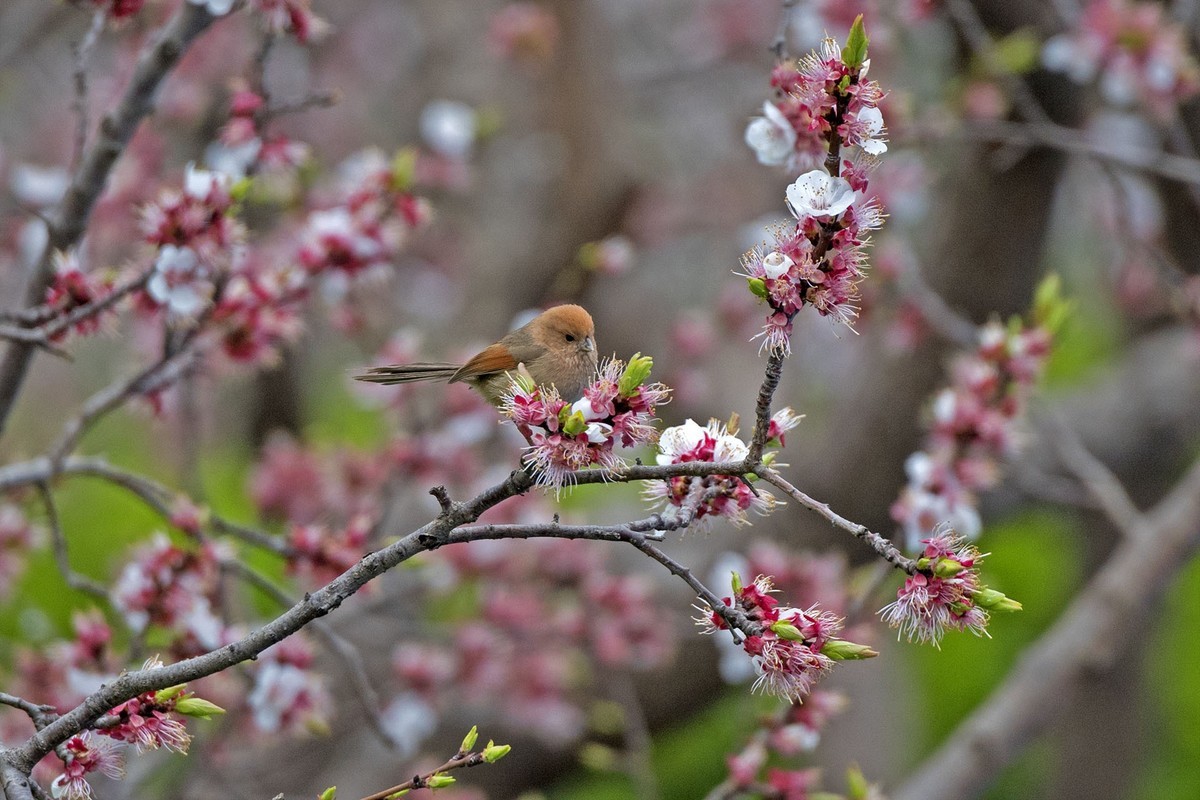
[856,106,888,155]
[148,245,207,318]
[744,101,797,166]
[785,170,855,220]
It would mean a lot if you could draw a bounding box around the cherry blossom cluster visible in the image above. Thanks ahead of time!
[247,636,332,735]
[644,410,800,527]
[501,354,671,491]
[891,277,1068,550]
[45,656,224,799]
[298,149,431,278]
[698,573,874,702]
[210,86,311,181]
[389,537,672,751]
[140,165,242,319]
[879,524,1021,647]
[111,534,234,658]
[1042,0,1200,119]
[741,22,887,350]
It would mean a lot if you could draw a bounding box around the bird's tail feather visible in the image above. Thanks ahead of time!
[355,363,461,385]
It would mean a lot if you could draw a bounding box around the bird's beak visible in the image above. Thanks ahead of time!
[579,336,594,353]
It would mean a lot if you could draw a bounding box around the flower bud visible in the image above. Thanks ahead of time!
[972,587,1023,612]
[426,774,456,789]
[821,639,878,660]
[770,620,806,641]
[174,696,226,719]
[933,558,965,578]
[482,741,512,763]
[154,685,187,704]
[459,725,478,753]
[562,409,588,436]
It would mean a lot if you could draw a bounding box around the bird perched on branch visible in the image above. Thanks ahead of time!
[356,304,598,406]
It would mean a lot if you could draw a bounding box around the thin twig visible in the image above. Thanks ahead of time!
[759,468,917,573]
[70,10,106,171]
[0,694,58,731]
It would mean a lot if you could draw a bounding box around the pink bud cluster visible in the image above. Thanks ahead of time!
[741,35,887,350]
[645,411,800,527]
[726,740,819,800]
[700,576,843,702]
[879,525,991,646]
[392,538,672,745]
[250,433,389,526]
[891,318,1053,549]
[1042,0,1200,118]
[501,357,670,491]
[104,692,192,755]
[111,535,233,658]
[0,504,36,601]
[90,0,145,21]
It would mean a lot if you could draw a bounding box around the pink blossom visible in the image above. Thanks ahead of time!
[879,525,992,646]
[0,504,36,600]
[488,3,560,65]
[50,733,125,800]
[501,356,669,492]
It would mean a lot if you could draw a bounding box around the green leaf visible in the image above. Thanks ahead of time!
[618,353,654,397]
[318,788,337,800]
[841,15,869,69]
[747,277,768,299]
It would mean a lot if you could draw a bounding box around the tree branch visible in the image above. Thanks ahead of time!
[0,2,218,437]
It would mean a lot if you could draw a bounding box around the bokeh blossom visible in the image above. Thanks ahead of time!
[892,277,1067,549]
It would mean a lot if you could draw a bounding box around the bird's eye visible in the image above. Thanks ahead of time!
[564,334,575,342]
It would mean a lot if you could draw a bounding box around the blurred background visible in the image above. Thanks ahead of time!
[1,1,1199,799]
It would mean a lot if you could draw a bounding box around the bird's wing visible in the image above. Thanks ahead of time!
[450,343,520,383]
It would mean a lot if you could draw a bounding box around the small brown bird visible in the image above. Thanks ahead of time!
[356,304,598,405]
